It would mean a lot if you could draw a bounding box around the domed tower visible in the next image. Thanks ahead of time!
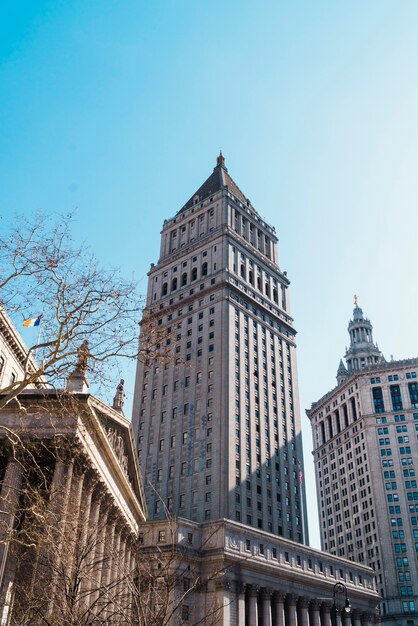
[344,297,384,373]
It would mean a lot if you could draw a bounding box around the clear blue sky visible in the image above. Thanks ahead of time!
[2,1,418,548]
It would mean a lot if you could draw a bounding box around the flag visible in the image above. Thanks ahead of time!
[23,315,42,328]
[297,459,303,486]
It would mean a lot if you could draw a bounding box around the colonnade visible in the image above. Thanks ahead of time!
[235,585,375,626]
[0,451,137,620]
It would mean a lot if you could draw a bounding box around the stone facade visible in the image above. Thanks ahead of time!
[0,389,147,624]
[0,310,147,624]
[307,304,418,625]
[139,517,379,626]
[0,308,46,394]
[132,153,309,544]
[130,157,379,625]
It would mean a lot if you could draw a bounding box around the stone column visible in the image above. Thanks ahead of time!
[111,526,122,590]
[298,598,310,626]
[352,610,362,626]
[247,585,259,626]
[101,515,116,590]
[273,592,286,626]
[236,582,246,626]
[215,578,232,626]
[44,457,75,616]
[81,486,104,602]
[342,611,351,626]
[65,465,86,581]
[78,472,94,553]
[361,613,373,626]
[116,532,127,609]
[0,458,23,589]
[287,595,297,626]
[334,608,342,626]
[310,601,321,626]
[262,589,272,626]
[321,603,332,626]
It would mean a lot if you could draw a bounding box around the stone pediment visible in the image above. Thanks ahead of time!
[89,398,147,518]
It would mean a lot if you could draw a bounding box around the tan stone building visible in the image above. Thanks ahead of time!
[132,153,309,544]
[139,516,379,626]
[0,308,46,395]
[0,310,147,624]
[307,303,418,625]
[131,157,380,625]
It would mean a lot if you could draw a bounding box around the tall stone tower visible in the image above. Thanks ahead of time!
[308,302,418,624]
[132,154,308,544]
[344,301,384,373]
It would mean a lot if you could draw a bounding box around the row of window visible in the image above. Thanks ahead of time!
[373,383,418,412]
[371,372,417,385]
[231,206,273,260]
[168,208,216,253]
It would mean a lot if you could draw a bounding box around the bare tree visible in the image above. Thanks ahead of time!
[0,211,173,409]
[1,444,226,626]
[127,518,228,626]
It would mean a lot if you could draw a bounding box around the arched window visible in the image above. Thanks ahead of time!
[265,283,270,297]
[182,272,188,287]
[172,278,178,291]
[240,264,245,278]
[162,282,168,296]
[249,270,254,285]
[257,276,262,291]
[191,267,197,281]
[202,262,208,276]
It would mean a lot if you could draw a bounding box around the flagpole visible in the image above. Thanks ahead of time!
[33,316,43,363]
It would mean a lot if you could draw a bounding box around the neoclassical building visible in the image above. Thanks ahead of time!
[0,311,147,624]
[139,517,379,626]
[307,302,418,625]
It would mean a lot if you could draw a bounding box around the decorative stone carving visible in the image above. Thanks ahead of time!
[112,379,125,413]
[106,427,129,476]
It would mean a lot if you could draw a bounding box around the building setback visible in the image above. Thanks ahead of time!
[132,153,308,544]
[131,159,381,625]
[307,302,418,625]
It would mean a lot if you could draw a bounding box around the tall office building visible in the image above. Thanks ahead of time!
[132,154,308,544]
[307,302,418,624]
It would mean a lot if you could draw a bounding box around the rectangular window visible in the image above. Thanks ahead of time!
[391,385,403,411]
[373,387,385,413]
[409,382,418,409]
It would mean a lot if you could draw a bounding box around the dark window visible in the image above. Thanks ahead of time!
[409,383,418,409]
[391,385,403,411]
[373,387,385,413]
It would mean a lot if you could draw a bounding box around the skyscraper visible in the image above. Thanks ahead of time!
[132,153,308,544]
[307,302,418,624]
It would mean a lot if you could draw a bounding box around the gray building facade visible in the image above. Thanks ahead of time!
[307,303,418,624]
[132,154,309,544]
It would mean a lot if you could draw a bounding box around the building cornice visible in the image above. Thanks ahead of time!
[307,356,418,416]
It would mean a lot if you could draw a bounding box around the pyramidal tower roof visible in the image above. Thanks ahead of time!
[177,152,250,215]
